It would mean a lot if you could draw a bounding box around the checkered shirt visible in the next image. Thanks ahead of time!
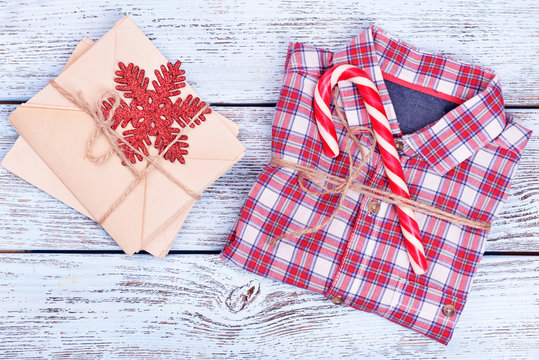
[221,25,531,344]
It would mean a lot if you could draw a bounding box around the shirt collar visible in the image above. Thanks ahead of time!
[287,25,506,176]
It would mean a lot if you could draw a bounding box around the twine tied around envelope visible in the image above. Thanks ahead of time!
[269,86,491,247]
[49,80,203,226]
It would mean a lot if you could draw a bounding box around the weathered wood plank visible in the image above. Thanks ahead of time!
[0,104,538,251]
[0,0,538,105]
[0,254,536,359]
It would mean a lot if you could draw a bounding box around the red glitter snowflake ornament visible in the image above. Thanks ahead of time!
[101,61,212,165]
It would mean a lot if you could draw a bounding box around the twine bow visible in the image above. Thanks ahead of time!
[49,80,204,225]
[269,86,490,247]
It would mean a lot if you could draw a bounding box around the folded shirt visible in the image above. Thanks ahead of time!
[221,25,531,344]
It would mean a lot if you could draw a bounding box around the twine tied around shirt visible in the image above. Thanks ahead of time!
[49,80,204,226]
[269,86,491,247]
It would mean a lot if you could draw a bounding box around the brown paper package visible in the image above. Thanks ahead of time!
[3,17,245,257]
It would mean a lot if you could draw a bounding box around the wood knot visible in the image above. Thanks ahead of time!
[225,279,260,313]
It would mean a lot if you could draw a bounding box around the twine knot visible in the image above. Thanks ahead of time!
[269,86,490,247]
[49,80,203,226]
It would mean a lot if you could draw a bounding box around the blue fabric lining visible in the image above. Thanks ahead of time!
[385,80,459,135]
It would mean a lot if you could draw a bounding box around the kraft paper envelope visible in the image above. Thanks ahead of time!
[7,17,245,256]
[3,37,241,257]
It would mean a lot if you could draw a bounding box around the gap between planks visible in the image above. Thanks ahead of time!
[1,105,538,252]
[0,100,538,109]
[0,250,537,256]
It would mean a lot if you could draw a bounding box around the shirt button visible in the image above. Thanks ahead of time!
[367,200,381,214]
[395,140,404,151]
[442,304,456,317]
[330,296,344,305]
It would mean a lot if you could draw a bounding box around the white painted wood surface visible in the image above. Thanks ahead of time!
[0,0,538,105]
[0,1,537,358]
[0,254,537,359]
[1,105,538,252]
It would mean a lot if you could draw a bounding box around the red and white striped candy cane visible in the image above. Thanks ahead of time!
[313,64,428,275]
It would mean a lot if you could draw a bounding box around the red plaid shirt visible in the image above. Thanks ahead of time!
[221,25,531,344]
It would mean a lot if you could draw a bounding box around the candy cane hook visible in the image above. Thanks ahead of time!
[313,64,428,275]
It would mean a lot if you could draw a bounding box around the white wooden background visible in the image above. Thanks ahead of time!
[0,1,538,359]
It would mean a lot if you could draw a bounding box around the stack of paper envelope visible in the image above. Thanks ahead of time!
[1,17,245,257]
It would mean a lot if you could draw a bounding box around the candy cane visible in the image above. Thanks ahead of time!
[313,64,428,275]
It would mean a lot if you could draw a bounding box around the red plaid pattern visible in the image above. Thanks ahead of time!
[221,26,531,344]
